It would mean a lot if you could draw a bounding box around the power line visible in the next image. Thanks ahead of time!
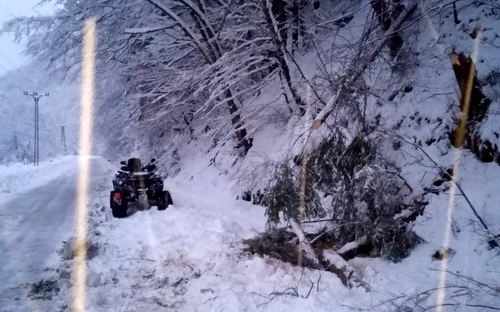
[0,50,37,86]
[0,62,26,89]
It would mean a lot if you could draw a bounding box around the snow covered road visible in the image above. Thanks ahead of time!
[0,157,108,311]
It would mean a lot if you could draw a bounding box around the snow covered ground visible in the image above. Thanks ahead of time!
[80,151,499,312]
[52,158,372,312]
[0,156,109,312]
[2,151,493,311]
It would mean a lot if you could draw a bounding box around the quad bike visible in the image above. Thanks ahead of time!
[110,158,173,218]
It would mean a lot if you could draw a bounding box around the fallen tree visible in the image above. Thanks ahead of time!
[242,228,365,289]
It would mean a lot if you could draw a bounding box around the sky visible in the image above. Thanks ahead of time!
[0,0,55,76]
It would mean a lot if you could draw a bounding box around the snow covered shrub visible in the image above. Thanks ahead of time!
[265,164,299,226]
[309,134,420,261]
[372,217,424,262]
[261,133,420,261]
[265,163,324,228]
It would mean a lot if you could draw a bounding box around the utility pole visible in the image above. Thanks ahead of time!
[59,125,68,155]
[23,91,49,166]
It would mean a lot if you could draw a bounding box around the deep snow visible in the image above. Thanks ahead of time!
[2,150,494,312]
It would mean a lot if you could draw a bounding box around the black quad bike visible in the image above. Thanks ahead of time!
[110,158,173,218]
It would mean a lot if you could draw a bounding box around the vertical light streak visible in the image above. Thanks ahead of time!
[435,27,481,312]
[72,18,96,312]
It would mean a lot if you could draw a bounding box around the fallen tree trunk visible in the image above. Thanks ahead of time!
[289,219,320,267]
[243,228,367,289]
[336,236,373,261]
[320,249,365,289]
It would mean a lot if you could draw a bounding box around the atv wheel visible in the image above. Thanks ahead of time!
[158,190,173,211]
[110,191,128,218]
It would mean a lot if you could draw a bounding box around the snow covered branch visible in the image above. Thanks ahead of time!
[313,0,419,128]
[124,24,177,34]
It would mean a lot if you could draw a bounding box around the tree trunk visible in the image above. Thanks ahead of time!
[449,52,496,166]
[225,90,253,153]
[276,51,306,114]
[151,0,253,154]
[370,0,405,57]
[263,0,306,115]
[320,249,365,289]
[272,0,288,45]
[452,2,460,24]
[191,12,218,63]
[371,0,392,30]
[291,0,300,51]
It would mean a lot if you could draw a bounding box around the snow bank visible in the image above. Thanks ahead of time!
[0,156,79,202]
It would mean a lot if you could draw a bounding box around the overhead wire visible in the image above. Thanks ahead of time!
[0,61,27,90]
[0,49,38,87]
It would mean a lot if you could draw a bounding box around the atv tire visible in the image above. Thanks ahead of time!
[110,191,128,218]
[158,190,173,211]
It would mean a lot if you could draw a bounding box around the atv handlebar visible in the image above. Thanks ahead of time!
[118,163,157,173]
